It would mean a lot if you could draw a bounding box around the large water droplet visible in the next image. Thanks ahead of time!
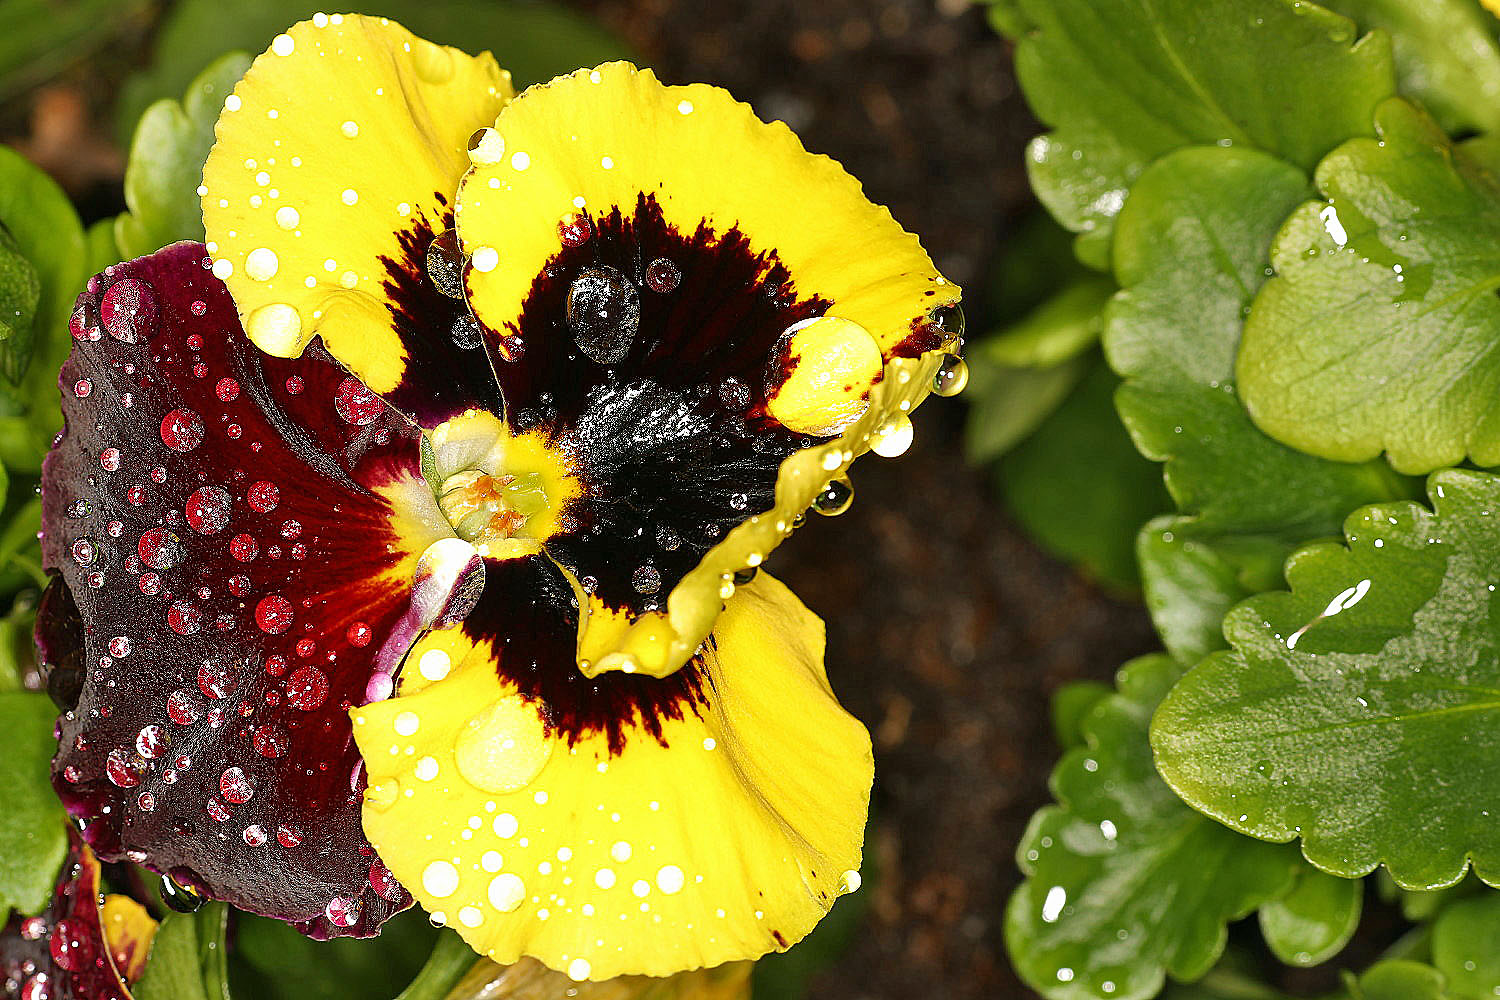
[425,230,465,299]
[454,696,554,793]
[160,408,205,452]
[185,486,232,534]
[160,874,206,913]
[100,278,158,343]
[870,414,914,457]
[932,353,968,397]
[138,527,184,569]
[567,265,639,365]
[334,377,382,425]
[813,476,853,516]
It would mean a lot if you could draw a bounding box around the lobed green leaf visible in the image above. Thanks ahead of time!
[1154,468,1500,891]
[1257,868,1363,968]
[1006,654,1303,1000]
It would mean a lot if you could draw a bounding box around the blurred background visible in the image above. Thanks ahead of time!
[0,1,1159,996]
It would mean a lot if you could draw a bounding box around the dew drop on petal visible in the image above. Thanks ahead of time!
[644,257,680,293]
[138,527,184,569]
[246,481,279,512]
[812,476,853,517]
[167,601,201,635]
[286,665,329,710]
[185,486,232,534]
[325,896,361,927]
[454,696,554,793]
[219,766,254,804]
[160,408,205,452]
[334,378,382,425]
[99,278,157,343]
[566,265,639,365]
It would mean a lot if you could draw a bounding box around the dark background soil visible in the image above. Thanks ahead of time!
[2,2,1166,996]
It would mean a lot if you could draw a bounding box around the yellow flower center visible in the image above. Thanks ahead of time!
[425,409,581,559]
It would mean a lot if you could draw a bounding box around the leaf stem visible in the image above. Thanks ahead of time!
[393,930,478,1000]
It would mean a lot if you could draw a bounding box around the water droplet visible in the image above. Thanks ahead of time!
[869,414,914,457]
[567,265,639,365]
[160,408,205,452]
[325,896,361,927]
[632,564,661,594]
[230,533,259,561]
[135,724,167,758]
[242,824,267,846]
[216,377,241,401]
[254,594,293,634]
[286,665,329,710]
[467,127,505,165]
[185,486,232,534]
[425,230,466,298]
[100,278,157,343]
[219,766,254,803]
[105,748,143,787]
[246,481,279,512]
[813,476,853,516]
[166,689,203,724]
[138,527,184,569]
[929,302,965,343]
[644,257,681,293]
[451,312,482,350]
[487,873,525,912]
[334,377,382,425]
[454,696,554,793]
[99,447,121,471]
[197,660,238,699]
[73,379,92,398]
[167,601,201,635]
[70,538,96,565]
[932,354,968,397]
[160,874,207,913]
[245,248,279,281]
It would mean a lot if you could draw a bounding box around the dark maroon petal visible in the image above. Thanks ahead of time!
[475,194,833,621]
[0,830,134,1000]
[457,554,705,754]
[40,242,425,938]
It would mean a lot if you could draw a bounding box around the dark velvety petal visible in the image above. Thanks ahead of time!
[454,553,705,754]
[39,242,451,938]
[486,194,830,621]
[0,830,136,1000]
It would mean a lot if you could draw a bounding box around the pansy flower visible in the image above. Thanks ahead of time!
[0,831,158,1000]
[38,13,963,981]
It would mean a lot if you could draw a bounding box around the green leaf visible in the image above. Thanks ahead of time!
[1107,144,1409,538]
[998,359,1170,588]
[1137,518,1293,666]
[118,0,631,137]
[0,226,41,355]
[135,904,231,1000]
[1240,98,1500,475]
[229,908,440,1000]
[0,591,38,693]
[983,278,1114,369]
[0,147,85,390]
[1257,869,1362,967]
[1153,468,1500,891]
[1351,961,1452,1000]
[1319,0,1500,135]
[1012,0,1394,264]
[116,52,253,260]
[0,692,67,917]
[963,355,1088,465]
[1051,680,1113,750]
[1432,893,1500,999]
[1005,654,1303,1000]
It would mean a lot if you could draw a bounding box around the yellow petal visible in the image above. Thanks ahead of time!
[353,573,871,980]
[201,14,512,423]
[99,893,159,983]
[452,62,961,678]
[446,956,751,999]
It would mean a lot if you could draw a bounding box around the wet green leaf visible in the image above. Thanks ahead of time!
[135,904,231,1000]
[0,227,41,357]
[116,52,253,260]
[1154,469,1500,891]
[1432,893,1500,999]
[0,147,84,393]
[118,0,631,137]
[1258,869,1362,967]
[983,278,1113,369]
[1108,145,1408,538]
[1319,0,1500,136]
[998,359,1170,589]
[0,692,67,917]
[1011,0,1394,265]
[1351,961,1452,1000]
[1005,654,1303,1000]
[1051,680,1112,751]
[1137,518,1293,667]
[1240,98,1500,475]
[230,908,440,1000]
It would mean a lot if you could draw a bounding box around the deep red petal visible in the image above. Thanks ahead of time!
[0,830,135,1000]
[40,242,423,938]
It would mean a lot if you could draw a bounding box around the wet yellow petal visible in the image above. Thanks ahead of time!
[455,63,961,679]
[202,14,511,402]
[99,894,158,983]
[354,573,870,980]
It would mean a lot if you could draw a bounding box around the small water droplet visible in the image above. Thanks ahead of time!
[813,476,853,516]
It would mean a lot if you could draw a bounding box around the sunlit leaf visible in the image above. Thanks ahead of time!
[1257,868,1362,967]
